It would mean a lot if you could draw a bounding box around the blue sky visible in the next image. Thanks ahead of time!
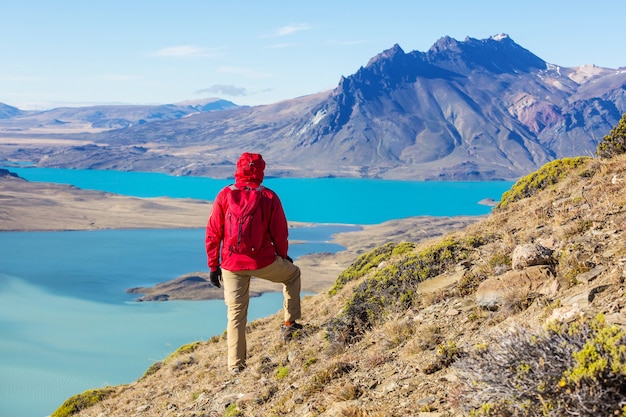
[2,0,625,110]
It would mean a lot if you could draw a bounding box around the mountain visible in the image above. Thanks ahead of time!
[280,35,626,179]
[52,154,626,416]
[175,98,239,113]
[0,102,24,119]
[2,34,626,180]
[0,98,237,131]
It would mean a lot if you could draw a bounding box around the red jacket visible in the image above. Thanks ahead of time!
[205,153,289,272]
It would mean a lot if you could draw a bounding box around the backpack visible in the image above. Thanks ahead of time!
[223,184,267,256]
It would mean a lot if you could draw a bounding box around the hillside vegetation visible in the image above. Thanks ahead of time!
[54,152,626,417]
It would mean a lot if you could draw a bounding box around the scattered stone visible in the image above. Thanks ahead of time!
[417,395,437,405]
[576,266,604,283]
[219,393,245,409]
[381,381,399,395]
[319,400,361,416]
[476,265,557,309]
[589,284,610,302]
[548,305,583,324]
[561,292,591,308]
[512,243,554,270]
[605,313,626,325]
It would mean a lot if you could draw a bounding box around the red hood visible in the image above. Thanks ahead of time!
[234,152,265,187]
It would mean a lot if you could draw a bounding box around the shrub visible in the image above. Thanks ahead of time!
[597,112,626,158]
[454,314,626,416]
[140,361,162,380]
[326,236,482,344]
[51,388,115,417]
[329,242,415,295]
[497,157,590,209]
[276,365,289,379]
[424,341,464,374]
[224,403,245,417]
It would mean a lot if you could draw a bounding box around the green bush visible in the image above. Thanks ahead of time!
[51,388,115,417]
[224,403,245,417]
[326,236,483,344]
[597,112,626,158]
[455,314,626,416]
[329,242,415,295]
[497,157,590,209]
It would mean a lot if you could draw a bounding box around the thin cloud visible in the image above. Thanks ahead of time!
[216,66,272,79]
[197,84,248,97]
[94,74,140,81]
[328,40,366,46]
[153,46,222,58]
[265,42,299,49]
[270,23,312,37]
[4,75,43,82]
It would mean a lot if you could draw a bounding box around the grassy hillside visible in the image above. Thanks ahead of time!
[54,154,626,417]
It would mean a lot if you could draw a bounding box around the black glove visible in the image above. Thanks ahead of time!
[209,268,222,288]
[285,255,293,263]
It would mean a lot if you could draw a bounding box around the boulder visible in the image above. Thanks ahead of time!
[476,265,558,309]
[512,243,554,270]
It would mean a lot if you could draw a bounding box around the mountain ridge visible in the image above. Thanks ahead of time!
[1,34,625,180]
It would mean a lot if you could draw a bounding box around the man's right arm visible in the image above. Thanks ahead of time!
[267,192,289,258]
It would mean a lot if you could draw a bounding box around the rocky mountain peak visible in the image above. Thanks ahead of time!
[426,33,546,74]
[429,35,462,54]
[365,43,406,68]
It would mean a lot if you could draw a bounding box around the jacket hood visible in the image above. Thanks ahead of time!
[234,152,265,187]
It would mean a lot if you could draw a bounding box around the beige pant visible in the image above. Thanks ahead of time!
[222,256,301,371]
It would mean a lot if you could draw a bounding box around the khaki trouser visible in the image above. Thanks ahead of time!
[222,256,301,371]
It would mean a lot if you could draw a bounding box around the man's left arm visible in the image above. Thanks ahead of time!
[205,193,225,271]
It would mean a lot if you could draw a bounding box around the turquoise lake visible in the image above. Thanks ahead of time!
[0,167,515,417]
[4,167,514,223]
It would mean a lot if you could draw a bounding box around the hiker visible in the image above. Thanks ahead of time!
[205,152,302,373]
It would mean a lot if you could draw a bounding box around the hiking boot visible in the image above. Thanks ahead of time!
[280,321,303,341]
[230,364,245,375]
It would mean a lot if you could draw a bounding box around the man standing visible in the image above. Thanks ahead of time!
[205,152,302,374]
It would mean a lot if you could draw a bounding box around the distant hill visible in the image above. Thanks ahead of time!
[1,34,625,180]
[0,102,24,119]
[0,98,237,131]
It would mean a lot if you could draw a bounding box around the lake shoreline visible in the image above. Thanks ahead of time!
[0,172,485,296]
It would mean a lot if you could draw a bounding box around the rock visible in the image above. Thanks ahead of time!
[561,292,591,308]
[605,313,626,325]
[548,305,583,324]
[0,168,19,178]
[576,266,604,283]
[476,265,557,309]
[220,393,245,409]
[512,243,554,270]
[319,400,361,416]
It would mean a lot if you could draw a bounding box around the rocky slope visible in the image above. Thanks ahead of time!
[54,154,626,416]
[2,35,625,180]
